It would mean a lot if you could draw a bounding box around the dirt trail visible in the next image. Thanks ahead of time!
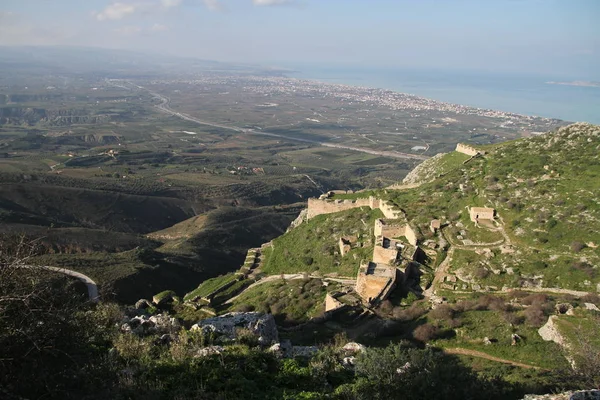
[445,348,544,370]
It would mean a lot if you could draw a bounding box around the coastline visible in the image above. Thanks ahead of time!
[282,67,599,124]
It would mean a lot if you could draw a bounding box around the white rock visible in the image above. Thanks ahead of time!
[342,342,366,354]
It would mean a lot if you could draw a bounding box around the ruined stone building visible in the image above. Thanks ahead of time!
[355,262,397,304]
[338,236,357,257]
[469,207,495,222]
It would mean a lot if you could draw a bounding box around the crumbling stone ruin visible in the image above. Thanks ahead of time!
[304,191,426,306]
[339,236,358,257]
[374,218,418,246]
[325,292,345,312]
[307,196,404,220]
[355,262,398,304]
[455,143,485,156]
[430,219,441,233]
[469,207,496,222]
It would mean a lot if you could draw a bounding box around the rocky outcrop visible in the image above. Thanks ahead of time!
[538,316,565,347]
[192,312,279,345]
[522,390,600,400]
[121,313,181,336]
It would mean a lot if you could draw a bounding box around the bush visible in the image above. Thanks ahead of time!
[392,304,426,321]
[475,267,490,279]
[351,344,504,400]
[524,304,547,327]
[581,293,600,305]
[413,323,440,342]
[522,293,549,306]
[429,304,455,321]
[571,241,586,253]
[477,295,508,311]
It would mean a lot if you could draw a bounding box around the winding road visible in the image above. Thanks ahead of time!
[17,265,98,302]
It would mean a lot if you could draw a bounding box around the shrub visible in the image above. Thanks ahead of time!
[392,304,426,321]
[522,293,549,306]
[454,300,477,312]
[572,261,597,278]
[503,311,525,325]
[524,304,547,327]
[236,327,259,347]
[378,300,393,315]
[413,323,440,342]
[429,304,455,321]
[571,241,586,253]
[581,293,600,305]
[477,295,508,311]
[475,267,490,279]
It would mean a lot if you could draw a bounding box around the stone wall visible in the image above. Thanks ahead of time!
[374,219,406,238]
[404,224,418,246]
[306,197,371,219]
[377,199,404,219]
[306,196,405,220]
[469,207,495,222]
[456,143,481,156]
[372,245,399,264]
[325,293,344,312]
[373,219,418,246]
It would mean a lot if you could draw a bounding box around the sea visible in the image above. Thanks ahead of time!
[284,66,600,124]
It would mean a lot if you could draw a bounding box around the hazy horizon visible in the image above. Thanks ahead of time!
[1,0,599,80]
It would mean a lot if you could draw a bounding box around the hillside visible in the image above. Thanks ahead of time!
[381,123,600,293]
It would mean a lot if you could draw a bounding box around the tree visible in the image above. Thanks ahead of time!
[346,343,507,400]
[0,235,117,399]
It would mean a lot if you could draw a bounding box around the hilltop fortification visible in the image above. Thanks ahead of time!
[307,196,403,220]
[456,143,485,156]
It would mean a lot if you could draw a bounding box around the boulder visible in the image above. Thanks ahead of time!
[135,299,152,309]
[194,346,224,358]
[342,356,356,368]
[570,390,600,400]
[511,333,521,346]
[584,303,600,312]
[268,340,293,358]
[342,342,366,354]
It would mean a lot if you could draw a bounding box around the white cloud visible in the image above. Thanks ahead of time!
[113,25,142,35]
[151,23,169,32]
[203,0,223,11]
[160,0,181,8]
[0,11,74,45]
[96,2,138,21]
[252,0,293,6]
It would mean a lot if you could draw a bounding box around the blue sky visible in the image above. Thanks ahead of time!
[1,0,598,78]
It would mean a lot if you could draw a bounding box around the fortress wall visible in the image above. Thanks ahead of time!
[307,197,371,219]
[374,219,409,240]
[372,246,399,265]
[325,293,344,312]
[404,224,418,246]
[456,143,481,156]
[378,199,403,219]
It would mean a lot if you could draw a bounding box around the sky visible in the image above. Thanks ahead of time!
[0,0,599,79]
